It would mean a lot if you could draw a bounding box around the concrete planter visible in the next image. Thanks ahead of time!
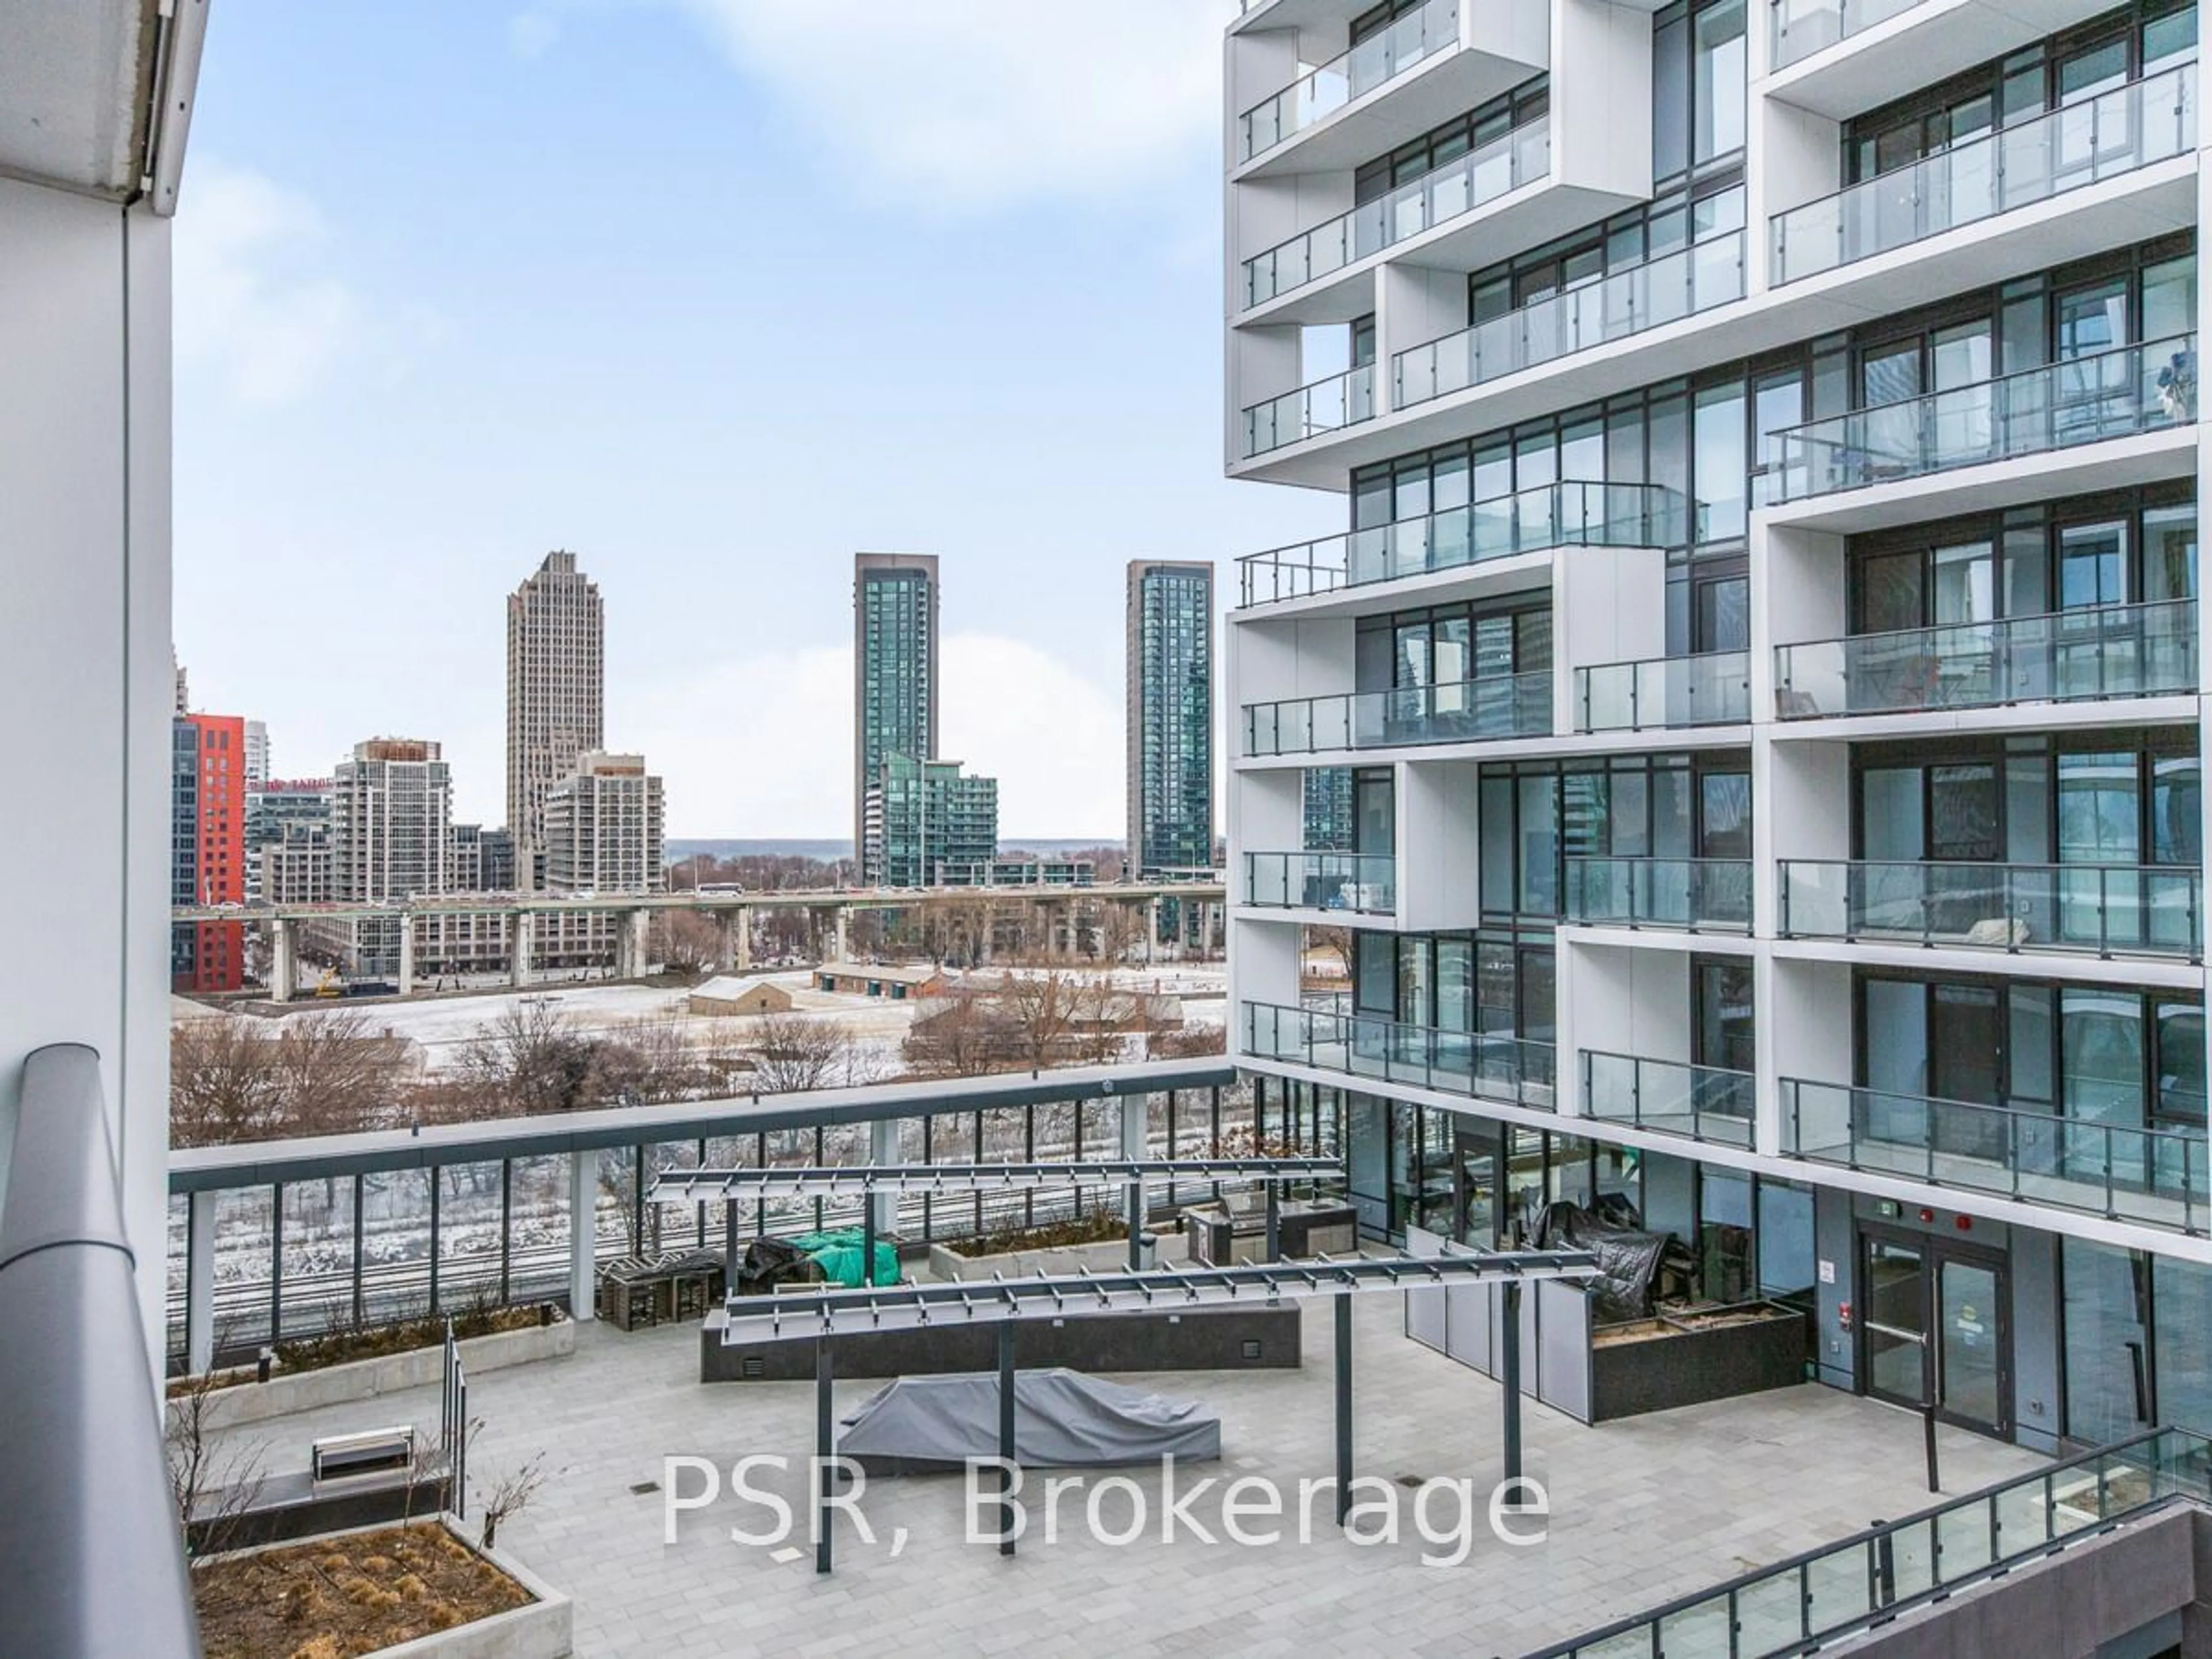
[203,1515,571,1659]
[174,1317,575,1433]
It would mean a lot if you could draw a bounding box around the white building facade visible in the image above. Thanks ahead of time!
[543,751,665,895]
[1224,0,2211,1452]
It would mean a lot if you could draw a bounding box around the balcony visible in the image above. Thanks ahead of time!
[1782,1078,2210,1235]
[1582,1052,1756,1147]
[1244,999,1557,1110]
[1237,481,1688,608]
[1393,231,1745,408]
[1237,0,1462,164]
[1243,363,1376,457]
[1780,860,2203,961]
[1771,63,2196,285]
[1575,650,1750,732]
[1774,599,2197,722]
[1244,850,1396,914]
[1768,0,1921,71]
[1565,858,1753,934]
[1241,116,1549,310]
[1763,336,2195,509]
[1243,672,1551,757]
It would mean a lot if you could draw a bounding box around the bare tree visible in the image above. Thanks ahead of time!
[474,1445,551,1551]
[650,910,722,977]
[997,970,1080,1069]
[167,1359,269,1559]
[901,994,1009,1078]
[171,1009,404,1147]
[453,1000,600,1115]
[749,1012,857,1094]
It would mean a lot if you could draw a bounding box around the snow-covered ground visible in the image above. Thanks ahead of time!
[199,964,1227,1076]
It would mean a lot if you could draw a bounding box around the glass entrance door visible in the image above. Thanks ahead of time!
[1863,1235,1929,1407]
[1937,1257,2005,1430]
[1861,1230,2012,1435]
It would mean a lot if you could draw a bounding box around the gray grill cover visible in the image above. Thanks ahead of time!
[836,1368,1222,1475]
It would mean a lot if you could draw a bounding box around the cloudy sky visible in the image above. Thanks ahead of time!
[173,0,1334,840]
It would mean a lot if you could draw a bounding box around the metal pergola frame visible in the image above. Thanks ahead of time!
[649,1158,1347,1282]
[717,1251,1600,1573]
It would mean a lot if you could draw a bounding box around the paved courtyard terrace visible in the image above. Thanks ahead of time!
[206,1290,2044,1656]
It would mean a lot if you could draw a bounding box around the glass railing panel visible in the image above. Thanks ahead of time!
[1767,335,2195,503]
[1242,1001,1556,1109]
[1243,851,1396,914]
[1782,1076,2209,1233]
[1585,1052,1757,1146]
[1774,599,2198,719]
[1779,859,2203,959]
[1653,1597,1732,1654]
[1734,1570,1808,1651]
[1244,119,1550,308]
[1565,857,1753,931]
[1395,232,1745,406]
[1244,672,1552,757]
[1772,65,2197,283]
[1238,482,1688,607]
[1770,0,1921,69]
[1800,1546,1875,1634]
[1239,0,1461,161]
[1577,650,1750,731]
[1243,363,1377,457]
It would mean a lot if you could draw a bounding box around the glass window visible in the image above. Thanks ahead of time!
[2061,988,2146,1126]
[1691,0,1747,165]
[1756,1179,1816,1303]
[2142,502,2197,601]
[1652,13,1690,183]
[1693,380,1746,543]
[2063,1240,2150,1443]
[2152,1256,2212,1430]
[1518,774,1559,915]
[1480,775,1516,910]
[2154,999,2205,1123]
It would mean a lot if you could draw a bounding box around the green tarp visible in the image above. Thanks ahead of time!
[791,1229,899,1288]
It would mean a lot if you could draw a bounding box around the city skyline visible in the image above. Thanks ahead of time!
[168,0,1328,839]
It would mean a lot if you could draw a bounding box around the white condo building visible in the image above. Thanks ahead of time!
[1223,0,2210,1452]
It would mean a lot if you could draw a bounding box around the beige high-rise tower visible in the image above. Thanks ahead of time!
[506,551,604,889]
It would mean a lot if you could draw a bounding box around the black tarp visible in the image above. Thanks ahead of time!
[734,1237,826,1297]
[1532,1200,1668,1322]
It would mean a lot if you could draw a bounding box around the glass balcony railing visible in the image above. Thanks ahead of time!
[1583,1052,1757,1147]
[1575,650,1750,731]
[1238,0,1461,162]
[1783,1078,2210,1234]
[1772,63,2196,284]
[1532,1430,2212,1659]
[1244,851,1396,914]
[1244,999,1558,1110]
[1237,481,1688,607]
[1780,859,2203,960]
[1768,0,1922,70]
[1565,858,1753,934]
[1243,118,1550,309]
[1774,599,2198,720]
[1243,364,1376,458]
[1764,335,2196,504]
[1244,672,1551,756]
[1394,232,1745,407]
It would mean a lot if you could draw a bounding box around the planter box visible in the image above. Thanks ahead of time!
[701,1302,1302,1382]
[202,1516,571,1659]
[174,1318,575,1433]
[1590,1306,1807,1422]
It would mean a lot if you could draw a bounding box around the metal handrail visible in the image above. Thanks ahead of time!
[1531,1427,2212,1657]
[1778,857,2204,961]
[0,1044,203,1656]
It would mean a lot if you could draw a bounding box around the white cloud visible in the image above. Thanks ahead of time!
[673,0,1233,213]
[175,161,361,406]
[626,632,1123,840]
[507,10,563,57]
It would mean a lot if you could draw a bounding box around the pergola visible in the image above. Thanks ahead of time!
[647,1157,1346,1280]
[715,1251,1600,1573]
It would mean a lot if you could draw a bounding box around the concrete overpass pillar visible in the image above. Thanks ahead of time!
[1146,898,1161,964]
[733,908,752,971]
[512,910,534,988]
[615,907,647,979]
[270,916,296,1003]
[834,907,850,963]
[397,914,415,997]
